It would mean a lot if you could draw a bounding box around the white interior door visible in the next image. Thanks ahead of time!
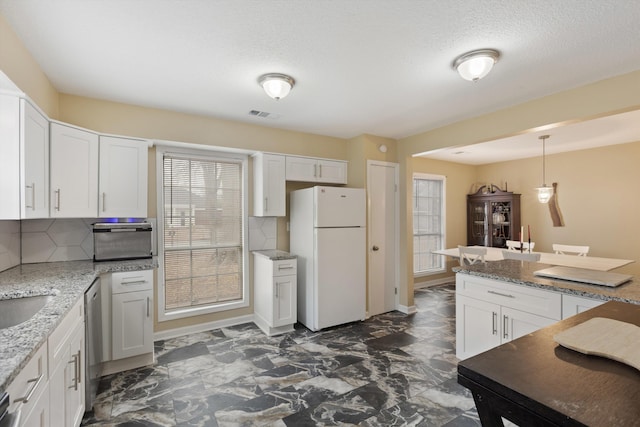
[367,160,399,316]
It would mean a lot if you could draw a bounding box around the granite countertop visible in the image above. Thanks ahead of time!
[453,259,640,304]
[0,258,158,392]
[252,250,297,260]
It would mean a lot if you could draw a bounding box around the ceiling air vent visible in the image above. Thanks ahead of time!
[249,110,281,120]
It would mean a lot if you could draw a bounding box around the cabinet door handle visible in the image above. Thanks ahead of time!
[25,183,35,209]
[77,349,81,383]
[488,290,515,299]
[102,192,106,212]
[121,278,147,285]
[313,164,317,178]
[275,283,279,298]
[14,374,44,403]
[68,353,79,390]
[265,197,268,212]
[278,265,294,270]
[503,315,509,339]
[147,297,150,317]
[55,188,61,211]
[318,164,322,177]
[492,312,497,335]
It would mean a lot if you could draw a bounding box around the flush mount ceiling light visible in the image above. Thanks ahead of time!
[258,73,295,100]
[536,134,553,203]
[452,49,500,82]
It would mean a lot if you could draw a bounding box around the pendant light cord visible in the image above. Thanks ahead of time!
[540,135,549,186]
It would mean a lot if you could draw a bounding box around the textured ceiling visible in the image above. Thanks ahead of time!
[1,0,640,145]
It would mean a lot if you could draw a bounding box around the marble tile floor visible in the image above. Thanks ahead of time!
[81,283,483,426]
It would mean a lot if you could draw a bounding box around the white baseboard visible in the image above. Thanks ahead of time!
[153,314,255,341]
[414,275,455,289]
[397,304,417,315]
[102,352,156,376]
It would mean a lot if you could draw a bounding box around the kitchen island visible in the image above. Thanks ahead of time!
[453,259,639,360]
[453,259,640,304]
[0,258,157,392]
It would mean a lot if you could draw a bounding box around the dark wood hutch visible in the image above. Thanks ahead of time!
[467,184,521,248]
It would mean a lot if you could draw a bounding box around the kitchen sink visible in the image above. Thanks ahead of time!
[0,295,53,329]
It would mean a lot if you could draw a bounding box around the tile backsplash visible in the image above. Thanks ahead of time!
[4,216,274,267]
[0,220,20,272]
[21,218,95,263]
[248,217,277,251]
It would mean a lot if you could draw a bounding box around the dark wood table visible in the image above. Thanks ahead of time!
[458,301,640,427]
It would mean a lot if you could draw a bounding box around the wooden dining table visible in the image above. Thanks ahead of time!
[433,246,634,271]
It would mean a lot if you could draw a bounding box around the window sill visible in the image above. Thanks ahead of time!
[158,298,249,322]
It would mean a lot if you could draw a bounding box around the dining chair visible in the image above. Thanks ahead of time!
[552,244,589,256]
[505,240,535,251]
[458,245,487,266]
[501,250,541,262]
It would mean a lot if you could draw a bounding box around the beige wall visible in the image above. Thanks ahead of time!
[411,140,640,284]
[0,14,59,117]
[477,141,640,276]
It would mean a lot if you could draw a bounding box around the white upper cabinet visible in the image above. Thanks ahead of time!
[253,153,286,217]
[99,136,148,218]
[0,95,49,219]
[22,99,50,218]
[50,122,99,218]
[0,94,22,219]
[285,155,347,184]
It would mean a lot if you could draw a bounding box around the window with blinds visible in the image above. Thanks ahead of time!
[413,174,446,275]
[160,153,246,316]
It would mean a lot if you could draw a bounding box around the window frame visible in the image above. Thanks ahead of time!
[156,145,249,322]
[413,173,446,277]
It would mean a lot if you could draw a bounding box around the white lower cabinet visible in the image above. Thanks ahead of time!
[456,274,562,360]
[7,296,84,427]
[111,270,154,360]
[6,342,49,427]
[253,254,297,336]
[562,294,604,319]
[48,297,85,427]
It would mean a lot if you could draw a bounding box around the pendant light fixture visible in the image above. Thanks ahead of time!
[258,73,295,100]
[452,49,500,82]
[536,135,553,203]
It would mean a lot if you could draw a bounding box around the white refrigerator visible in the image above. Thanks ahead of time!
[290,186,366,331]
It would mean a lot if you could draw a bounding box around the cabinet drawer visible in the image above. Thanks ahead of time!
[48,297,84,370]
[111,269,153,294]
[6,342,48,415]
[456,275,561,320]
[272,259,297,277]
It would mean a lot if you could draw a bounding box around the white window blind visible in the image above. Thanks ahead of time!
[413,174,445,275]
[162,154,244,311]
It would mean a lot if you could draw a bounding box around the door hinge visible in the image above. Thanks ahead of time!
[394,287,398,295]
[395,184,398,192]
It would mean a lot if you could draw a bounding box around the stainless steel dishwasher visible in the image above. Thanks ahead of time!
[84,278,102,411]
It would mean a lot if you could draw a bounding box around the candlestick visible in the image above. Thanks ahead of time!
[520,226,524,243]
[528,225,531,253]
